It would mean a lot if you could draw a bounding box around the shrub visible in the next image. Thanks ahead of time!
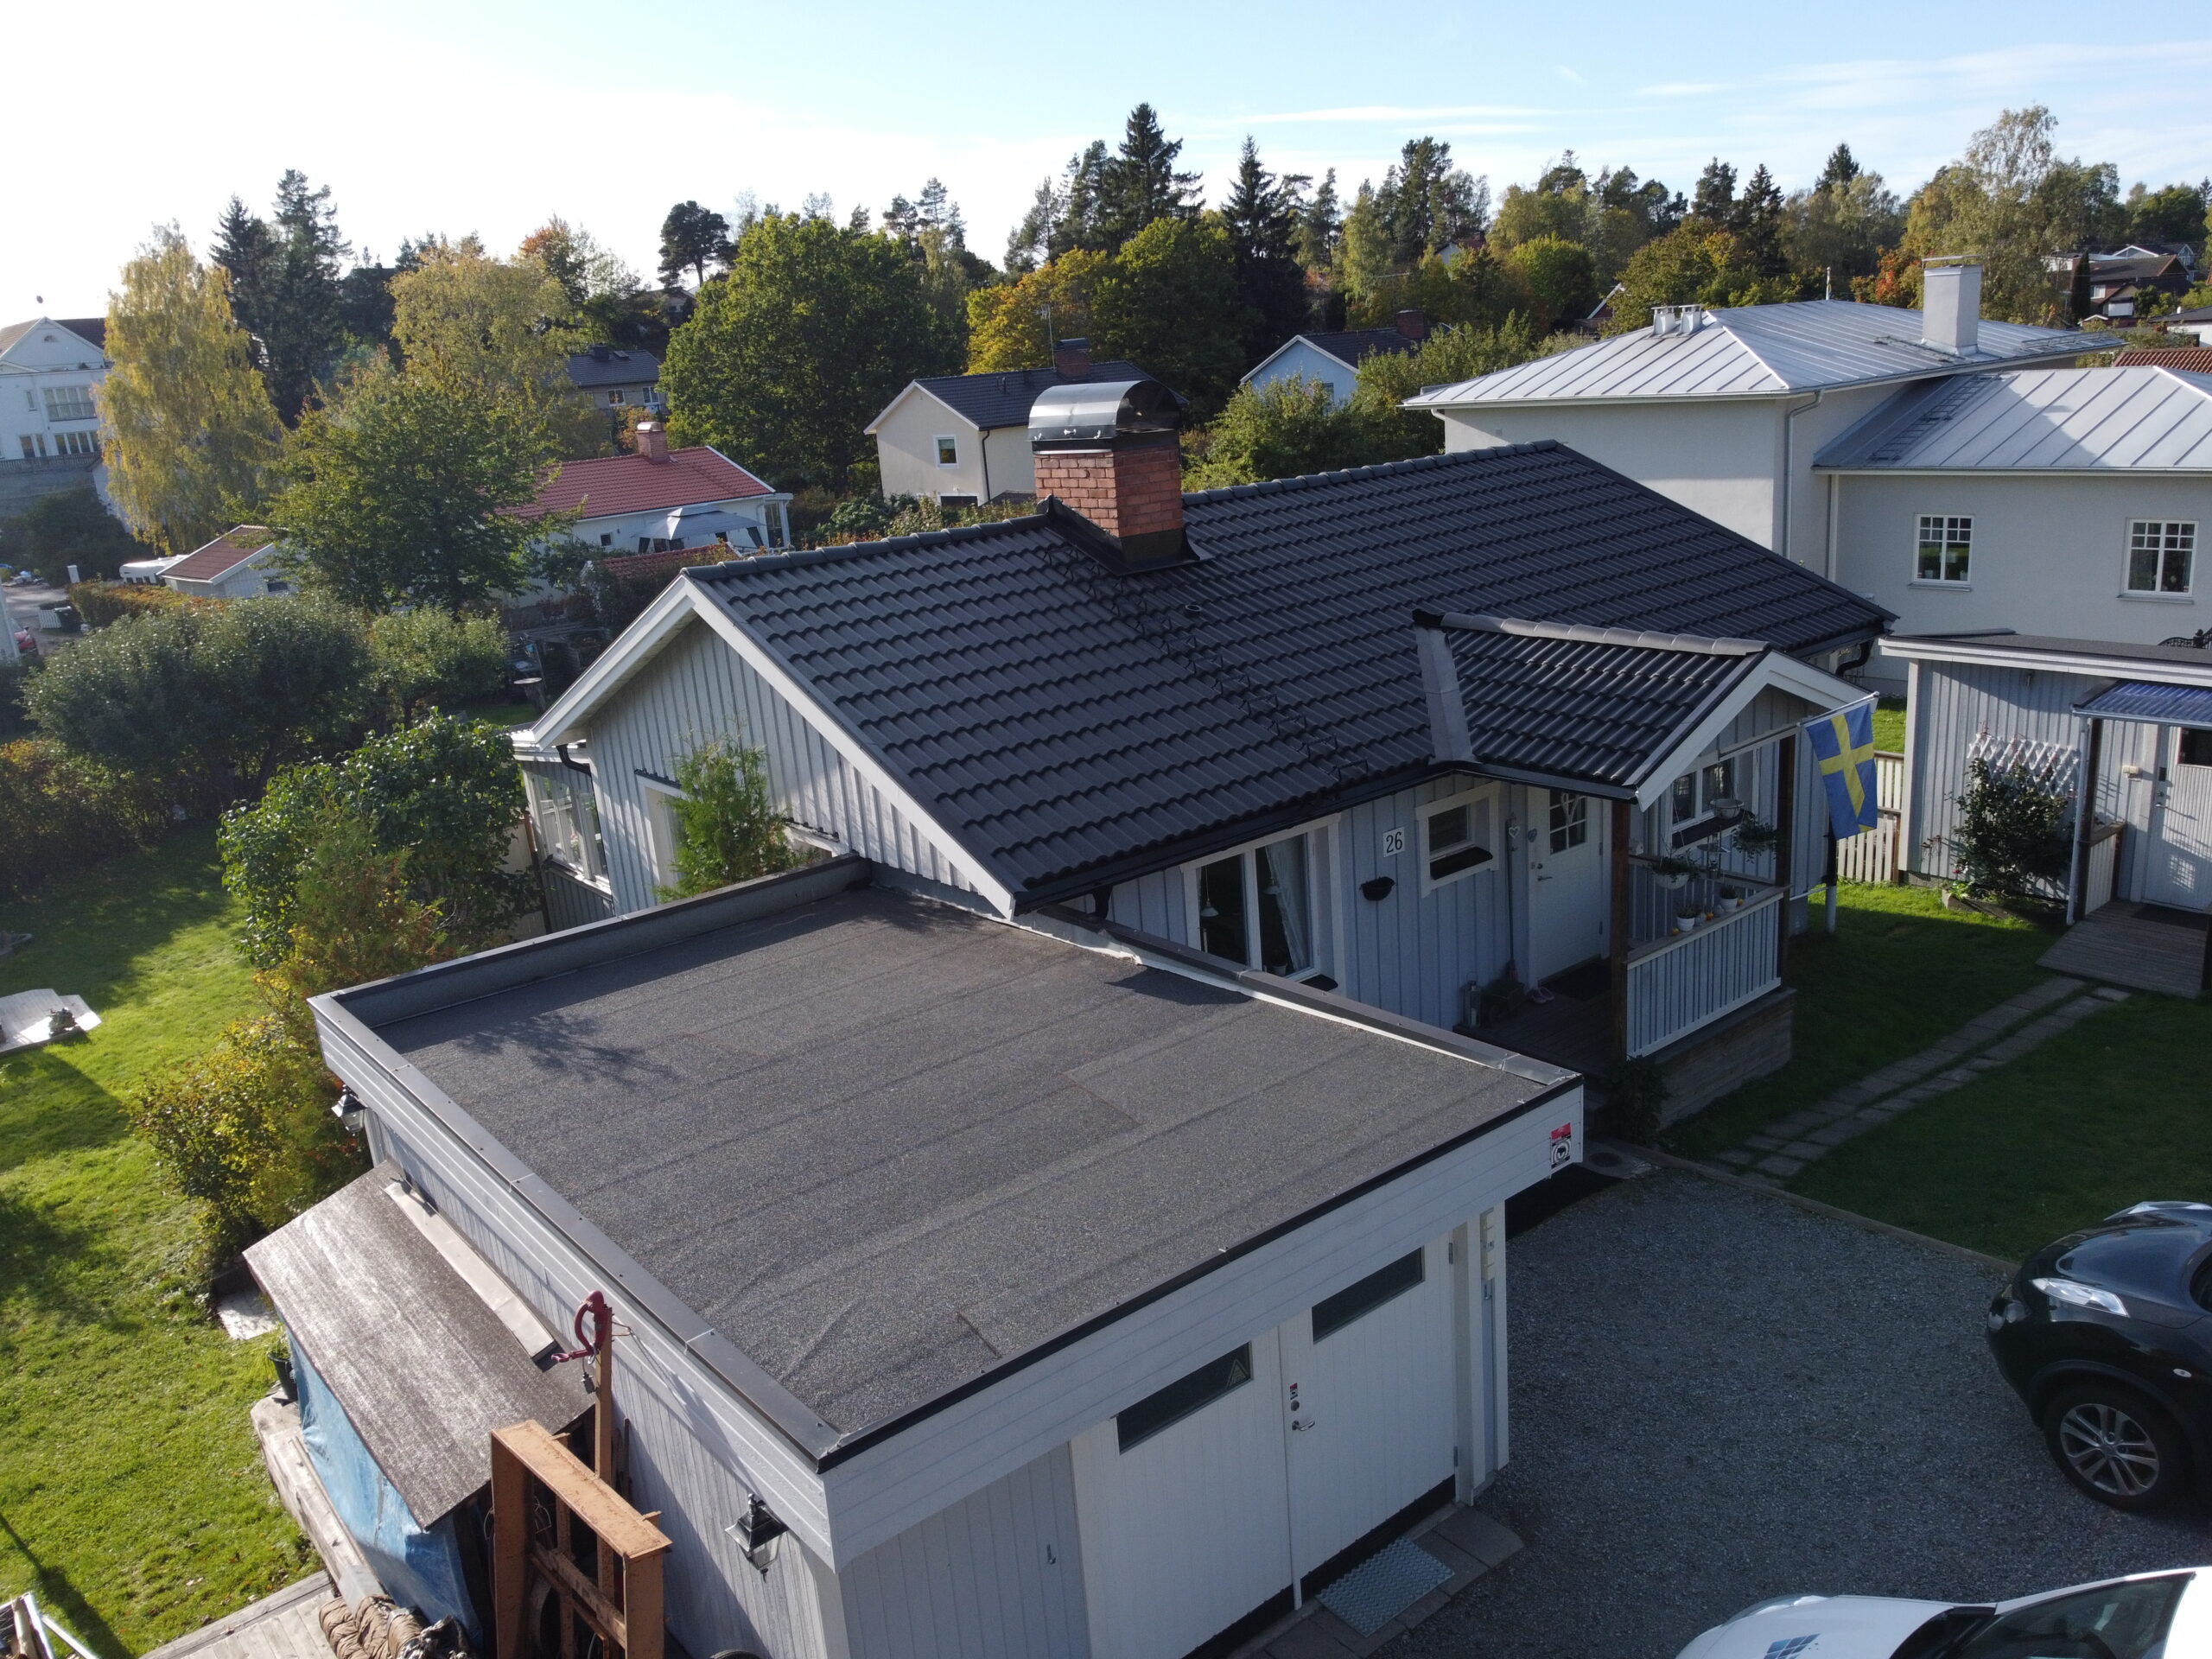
[1951,755,2073,900]
[1185,377,1403,488]
[0,738,171,900]
[367,607,510,723]
[221,710,531,967]
[67,580,203,628]
[0,486,151,585]
[657,736,799,900]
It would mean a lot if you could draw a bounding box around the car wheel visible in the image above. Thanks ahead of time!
[2043,1383,2190,1510]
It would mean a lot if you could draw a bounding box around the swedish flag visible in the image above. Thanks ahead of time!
[1805,699,1880,840]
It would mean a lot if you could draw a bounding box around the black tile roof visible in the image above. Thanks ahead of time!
[566,347,659,389]
[907,361,1152,430]
[376,884,1559,1449]
[1294,327,1421,369]
[1421,614,1765,791]
[688,442,1890,903]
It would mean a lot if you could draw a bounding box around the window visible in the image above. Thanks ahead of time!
[1669,757,1738,837]
[933,435,959,467]
[1948,1573,2184,1659]
[642,778,688,888]
[1116,1345,1253,1452]
[18,436,35,459]
[54,430,98,456]
[1548,791,1588,853]
[530,770,606,881]
[2126,520,2196,595]
[1421,789,1497,891]
[41,385,96,422]
[607,391,622,405]
[1312,1250,1424,1341]
[1916,514,1972,583]
[599,532,613,547]
[2181,729,2212,767]
[1195,834,1315,976]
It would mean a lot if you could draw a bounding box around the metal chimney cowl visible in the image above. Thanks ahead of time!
[1029,377,1186,568]
[1921,257,1983,356]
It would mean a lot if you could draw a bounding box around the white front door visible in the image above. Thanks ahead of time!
[1528,789,1608,982]
[2145,726,2212,911]
[1279,1239,1459,1586]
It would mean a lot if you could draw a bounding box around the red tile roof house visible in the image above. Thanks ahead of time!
[524,423,793,563]
[161,525,293,598]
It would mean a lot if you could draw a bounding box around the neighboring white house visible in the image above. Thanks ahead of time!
[160,525,293,599]
[526,423,791,556]
[0,317,110,516]
[1240,313,1427,407]
[1403,264,2084,572]
[866,339,1157,505]
[1812,366,2212,690]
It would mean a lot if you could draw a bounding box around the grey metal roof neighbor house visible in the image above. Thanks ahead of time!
[1814,366,2212,474]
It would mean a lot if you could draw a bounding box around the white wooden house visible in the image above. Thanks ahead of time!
[255,857,1583,1659]
[161,525,292,598]
[529,425,793,560]
[513,377,1888,1116]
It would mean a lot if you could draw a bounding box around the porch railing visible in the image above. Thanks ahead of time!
[1624,884,1783,1058]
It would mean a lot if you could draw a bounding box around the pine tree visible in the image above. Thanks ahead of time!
[1818,144,1862,195]
[1222,137,1311,361]
[1096,104,1201,248]
[1295,169,1342,273]
[1736,163,1788,275]
[212,196,279,363]
[258,170,351,424]
[1374,137,1489,268]
[658,200,733,288]
[1691,159,1738,227]
[1058,141,1116,253]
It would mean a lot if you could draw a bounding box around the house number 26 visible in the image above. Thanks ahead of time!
[1382,826,1406,857]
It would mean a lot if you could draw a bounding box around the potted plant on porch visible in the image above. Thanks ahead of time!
[1715,882,1744,912]
[1673,901,1702,934]
[1646,853,1700,890]
[1728,815,1780,860]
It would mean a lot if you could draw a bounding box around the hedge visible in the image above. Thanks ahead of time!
[0,738,173,900]
[68,580,211,628]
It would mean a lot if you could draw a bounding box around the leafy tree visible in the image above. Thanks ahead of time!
[1222,137,1312,361]
[965,250,1109,371]
[1949,754,2070,899]
[1091,214,1252,414]
[1492,156,1669,286]
[1503,236,1599,332]
[0,486,149,584]
[219,709,531,966]
[367,608,510,724]
[2125,181,2210,248]
[664,212,957,486]
[389,238,597,455]
[1097,103,1204,248]
[522,217,664,353]
[1784,156,1905,287]
[25,595,369,796]
[1351,317,1562,454]
[1184,376,1402,487]
[0,737,170,900]
[264,362,566,611]
[1606,227,1804,333]
[1492,155,1592,250]
[657,735,799,900]
[659,200,732,287]
[101,227,283,553]
[883,180,995,352]
[1899,107,2124,322]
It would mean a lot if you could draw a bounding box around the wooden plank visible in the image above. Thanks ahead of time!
[530,1543,627,1648]
[493,1421,671,1560]
[492,1433,529,1659]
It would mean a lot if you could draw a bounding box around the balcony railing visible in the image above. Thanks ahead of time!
[1624,880,1783,1058]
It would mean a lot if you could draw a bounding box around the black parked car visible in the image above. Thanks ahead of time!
[1989,1202,2212,1510]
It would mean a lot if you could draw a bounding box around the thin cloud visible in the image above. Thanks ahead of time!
[1638,81,1727,98]
[1556,66,1586,84]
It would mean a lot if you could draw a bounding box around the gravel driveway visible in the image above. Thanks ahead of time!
[1384,1167,2205,1659]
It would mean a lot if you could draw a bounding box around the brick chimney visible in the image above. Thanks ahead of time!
[1029,377,1186,567]
[1053,335,1093,378]
[636,420,670,463]
[1395,308,1429,341]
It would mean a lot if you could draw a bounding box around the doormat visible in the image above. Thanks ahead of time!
[1544,960,1611,1001]
[1315,1538,1454,1637]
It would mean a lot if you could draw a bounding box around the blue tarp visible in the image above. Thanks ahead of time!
[292,1331,481,1634]
[2077,680,2212,729]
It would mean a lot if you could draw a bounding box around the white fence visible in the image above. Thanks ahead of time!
[1624,885,1783,1058]
[1834,751,1906,885]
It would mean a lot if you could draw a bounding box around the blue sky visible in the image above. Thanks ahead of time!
[15,0,2210,318]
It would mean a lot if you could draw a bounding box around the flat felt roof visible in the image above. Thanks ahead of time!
[372,886,1558,1446]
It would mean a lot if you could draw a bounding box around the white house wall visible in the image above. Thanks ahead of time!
[319,1015,837,1659]
[1836,473,2212,691]
[583,619,980,912]
[841,1443,1090,1659]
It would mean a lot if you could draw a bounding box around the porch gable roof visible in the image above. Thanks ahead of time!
[2075,680,2212,728]
[1415,611,1864,806]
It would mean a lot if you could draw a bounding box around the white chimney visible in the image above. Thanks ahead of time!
[1921,257,1982,355]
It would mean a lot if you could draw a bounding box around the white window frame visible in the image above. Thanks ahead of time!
[1668,755,1740,845]
[1181,820,1332,982]
[932,434,960,467]
[1417,784,1500,897]
[527,770,610,890]
[639,775,688,893]
[2123,518,2196,600]
[1912,513,1973,587]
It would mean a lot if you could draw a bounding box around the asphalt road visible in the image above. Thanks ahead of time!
[1384,1168,2204,1659]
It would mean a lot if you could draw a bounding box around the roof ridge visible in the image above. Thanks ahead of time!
[1415,609,1767,657]
[1181,442,1562,505]
[688,511,1052,579]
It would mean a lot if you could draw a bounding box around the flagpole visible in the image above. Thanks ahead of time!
[1825,828,1839,935]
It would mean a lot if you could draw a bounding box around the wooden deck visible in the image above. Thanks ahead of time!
[2040,903,2209,999]
[141,1576,331,1659]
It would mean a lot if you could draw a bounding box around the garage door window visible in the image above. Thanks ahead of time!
[1311,1249,1424,1341]
[1117,1344,1254,1452]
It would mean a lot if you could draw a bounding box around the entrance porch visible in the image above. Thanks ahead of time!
[2040,902,2210,999]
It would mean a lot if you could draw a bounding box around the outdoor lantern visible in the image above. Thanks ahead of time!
[729,1494,788,1572]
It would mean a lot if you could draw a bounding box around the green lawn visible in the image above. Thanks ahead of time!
[1872,695,1905,753]
[0,826,315,1656]
[465,699,540,731]
[1668,882,2056,1156]
[1796,989,2212,1262]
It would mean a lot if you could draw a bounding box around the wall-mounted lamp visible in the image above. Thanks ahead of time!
[1360,876,1395,901]
[728,1494,788,1573]
[330,1089,365,1136]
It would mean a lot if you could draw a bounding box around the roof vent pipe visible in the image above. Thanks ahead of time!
[1920,257,1982,356]
[1650,304,1703,338]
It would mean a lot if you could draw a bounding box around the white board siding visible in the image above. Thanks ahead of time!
[842,1444,1090,1659]
[817,1094,1577,1564]
[585,620,979,913]
[315,1016,837,1659]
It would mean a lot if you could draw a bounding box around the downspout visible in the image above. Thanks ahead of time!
[1778,390,1823,566]
[557,742,592,778]
[1823,471,1840,584]
[980,424,992,505]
